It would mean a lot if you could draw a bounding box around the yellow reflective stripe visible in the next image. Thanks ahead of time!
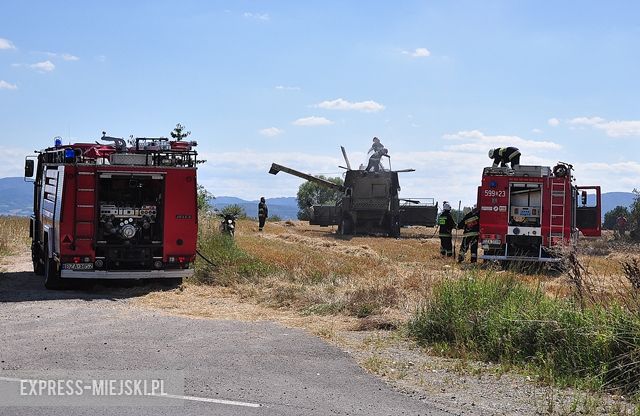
[464,216,479,224]
[463,231,479,236]
[508,150,521,159]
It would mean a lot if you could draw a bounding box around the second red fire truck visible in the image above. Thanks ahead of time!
[24,134,200,289]
[478,162,601,262]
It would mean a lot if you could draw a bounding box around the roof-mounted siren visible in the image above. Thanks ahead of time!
[100,131,128,153]
[340,146,352,171]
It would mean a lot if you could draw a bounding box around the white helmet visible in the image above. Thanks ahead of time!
[443,202,451,211]
[488,149,495,158]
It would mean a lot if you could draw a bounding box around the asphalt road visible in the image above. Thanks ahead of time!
[0,268,450,415]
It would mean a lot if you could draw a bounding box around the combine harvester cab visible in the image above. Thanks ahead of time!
[24,135,201,289]
[478,163,601,263]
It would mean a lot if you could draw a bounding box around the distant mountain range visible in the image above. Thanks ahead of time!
[0,176,634,220]
[0,177,33,216]
[599,192,636,216]
[0,177,300,219]
[211,196,299,220]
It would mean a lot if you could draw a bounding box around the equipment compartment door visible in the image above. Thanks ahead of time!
[576,186,601,237]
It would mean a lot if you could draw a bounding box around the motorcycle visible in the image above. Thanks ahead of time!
[219,213,237,237]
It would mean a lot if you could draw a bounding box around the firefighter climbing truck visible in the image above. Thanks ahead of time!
[24,134,200,289]
[478,163,601,262]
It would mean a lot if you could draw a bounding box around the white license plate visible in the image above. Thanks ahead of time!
[62,263,94,270]
[483,239,502,245]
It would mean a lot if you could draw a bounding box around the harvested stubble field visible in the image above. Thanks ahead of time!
[176,217,640,327]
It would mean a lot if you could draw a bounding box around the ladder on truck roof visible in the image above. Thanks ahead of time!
[549,179,566,245]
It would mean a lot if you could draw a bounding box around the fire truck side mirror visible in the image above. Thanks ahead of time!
[581,190,587,206]
[24,157,36,182]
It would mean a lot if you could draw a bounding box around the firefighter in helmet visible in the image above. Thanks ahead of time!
[437,202,456,257]
[366,137,388,172]
[488,147,521,168]
[366,148,388,172]
[368,136,384,155]
[457,204,480,263]
[258,197,268,231]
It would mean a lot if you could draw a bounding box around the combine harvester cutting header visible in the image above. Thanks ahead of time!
[478,162,601,263]
[24,134,201,289]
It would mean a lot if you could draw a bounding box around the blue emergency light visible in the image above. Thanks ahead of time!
[54,138,62,147]
[64,148,75,159]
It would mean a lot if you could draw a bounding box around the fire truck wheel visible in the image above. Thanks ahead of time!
[160,278,182,287]
[44,246,64,290]
[32,249,45,276]
[33,260,44,276]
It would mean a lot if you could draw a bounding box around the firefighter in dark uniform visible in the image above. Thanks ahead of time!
[437,202,456,257]
[457,205,480,263]
[366,148,388,172]
[258,197,268,231]
[488,147,521,168]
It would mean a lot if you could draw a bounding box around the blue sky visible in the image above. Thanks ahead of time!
[1,1,639,205]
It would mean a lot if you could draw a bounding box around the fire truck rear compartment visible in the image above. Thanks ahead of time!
[96,175,164,270]
[506,183,544,258]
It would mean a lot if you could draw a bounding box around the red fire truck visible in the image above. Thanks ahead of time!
[478,163,601,262]
[24,134,200,289]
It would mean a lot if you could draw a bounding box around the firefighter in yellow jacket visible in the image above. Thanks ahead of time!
[457,205,480,263]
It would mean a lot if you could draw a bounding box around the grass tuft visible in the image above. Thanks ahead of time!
[409,273,640,394]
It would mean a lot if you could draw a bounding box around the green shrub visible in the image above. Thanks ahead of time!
[220,204,247,218]
[409,273,640,393]
[193,233,272,285]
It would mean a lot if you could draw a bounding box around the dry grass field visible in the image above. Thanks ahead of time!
[0,216,30,257]
[176,217,640,326]
[3,214,639,336]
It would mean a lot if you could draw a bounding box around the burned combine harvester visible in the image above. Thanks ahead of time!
[269,149,437,237]
[478,163,601,263]
[24,134,200,289]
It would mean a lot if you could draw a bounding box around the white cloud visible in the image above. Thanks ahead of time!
[568,116,605,126]
[61,53,79,61]
[259,127,284,137]
[0,38,16,50]
[292,116,333,126]
[0,80,17,90]
[568,116,640,138]
[402,47,431,57]
[275,85,300,91]
[547,118,560,127]
[575,161,640,192]
[95,55,106,62]
[0,147,34,177]
[531,128,542,134]
[315,98,385,113]
[29,60,55,72]
[42,51,80,61]
[443,130,561,153]
[243,12,270,20]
